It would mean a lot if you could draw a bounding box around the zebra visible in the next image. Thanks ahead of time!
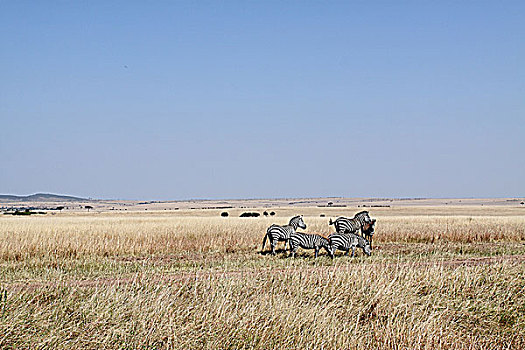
[362,218,376,249]
[288,232,332,258]
[262,215,307,255]
[328,232,371,257]
[328,211,371,235]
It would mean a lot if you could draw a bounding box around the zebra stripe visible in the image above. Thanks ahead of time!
[329,211,371,235]
[328,232,371,257]
[262,215,307,255]
[288,232,332,258]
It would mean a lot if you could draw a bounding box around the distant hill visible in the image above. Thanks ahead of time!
[0,193,88,202]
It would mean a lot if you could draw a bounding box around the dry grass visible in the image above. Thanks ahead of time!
[1,214,523,260]
[2,262,524,349]
[1,207,524,349]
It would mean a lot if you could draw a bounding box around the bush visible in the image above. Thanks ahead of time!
[240,212,260,217]
[221,212,229,217]
[13,210,32,216]
[270,211,275,216]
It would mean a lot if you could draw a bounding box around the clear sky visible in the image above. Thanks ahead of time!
[1,1,524,200]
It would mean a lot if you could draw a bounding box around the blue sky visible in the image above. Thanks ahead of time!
[1,1,524,200]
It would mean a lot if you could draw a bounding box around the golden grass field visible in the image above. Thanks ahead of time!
[1,203,524,349]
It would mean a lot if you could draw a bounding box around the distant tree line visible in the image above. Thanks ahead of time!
[220,211,276,218]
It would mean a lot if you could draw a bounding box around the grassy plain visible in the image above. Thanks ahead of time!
[1,205,524,349]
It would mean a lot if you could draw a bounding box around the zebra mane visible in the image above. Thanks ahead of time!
[354,211,370,225]
[289,215,303,227]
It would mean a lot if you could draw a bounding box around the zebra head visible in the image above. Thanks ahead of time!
[362,218,376,237]
[354,211,372,228]
[289,215,307,230]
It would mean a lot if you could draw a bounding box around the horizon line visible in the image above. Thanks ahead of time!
[1,192,524,202]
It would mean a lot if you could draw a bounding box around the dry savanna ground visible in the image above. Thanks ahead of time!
[1,204,524,349]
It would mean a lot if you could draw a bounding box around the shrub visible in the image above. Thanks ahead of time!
[240,212,260,217]
[14,209,32,216]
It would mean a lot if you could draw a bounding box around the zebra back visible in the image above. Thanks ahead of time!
[265,215,306,241]
[328,232,371,256]
[289,232,332,258]
[330,216,360,234]
[328,232,358,249]
[266,224,295,240]
[329,211,371,234]
[289,232,330,249]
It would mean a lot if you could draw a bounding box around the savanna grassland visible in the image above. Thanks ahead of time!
[1,205,524,349]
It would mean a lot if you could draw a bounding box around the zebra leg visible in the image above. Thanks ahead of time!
[314,247,319,259]
[351,247,355,257]
[288,241,295,258]
[271,238,277,255]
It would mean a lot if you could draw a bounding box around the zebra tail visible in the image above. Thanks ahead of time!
[262,234,268,252]
[262,227,270,251]
[329,218,334,226]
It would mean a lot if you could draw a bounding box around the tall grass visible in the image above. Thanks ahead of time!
[0,211,524,349]
[1,262,523,349]
[0,215,524,261]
